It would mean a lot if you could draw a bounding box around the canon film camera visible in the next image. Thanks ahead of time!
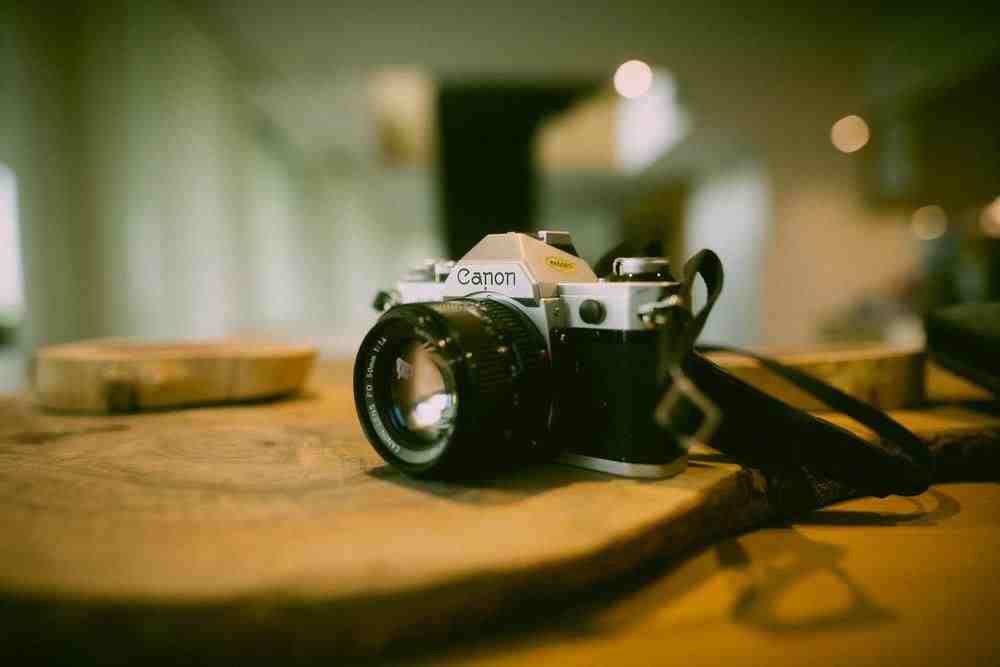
[353,230,718,479]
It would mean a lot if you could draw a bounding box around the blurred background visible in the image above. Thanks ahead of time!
[2,1,999,390]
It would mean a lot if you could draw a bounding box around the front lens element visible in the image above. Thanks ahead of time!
[388,340,457,444]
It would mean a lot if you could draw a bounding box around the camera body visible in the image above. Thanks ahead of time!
[356,230,692,479]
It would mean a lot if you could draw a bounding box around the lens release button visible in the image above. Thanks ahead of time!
[579,299,606,325]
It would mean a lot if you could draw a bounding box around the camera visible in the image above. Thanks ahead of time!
[354,230,716,479]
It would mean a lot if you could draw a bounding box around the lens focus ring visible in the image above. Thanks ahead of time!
[467,299,548,395]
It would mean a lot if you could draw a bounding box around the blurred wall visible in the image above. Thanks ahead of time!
[634,22,925,348]
[536,172,627,265]
[79,1,248,339]
[243,157,443,356]
[759,5,1000,347]
[757,69,921,348]
[1,1,252,351]
[685,162,770,345]
[304,166,442,356]
[1,5,86,350]
[5,1,998,363]
[2,1,444,361]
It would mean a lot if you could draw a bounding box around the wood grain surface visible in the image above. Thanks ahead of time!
[31,339,317,412]
[0,360,997,662]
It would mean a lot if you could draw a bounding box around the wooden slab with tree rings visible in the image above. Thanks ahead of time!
[1,358,998,662]
[31,339,317,413]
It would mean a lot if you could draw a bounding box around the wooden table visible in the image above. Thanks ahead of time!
[1,359,997,664]
[411,482,1000,667]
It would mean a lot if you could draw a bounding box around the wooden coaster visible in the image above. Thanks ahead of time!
[707,347,994,410]
[32,339,317,413]
[706,347,926,411]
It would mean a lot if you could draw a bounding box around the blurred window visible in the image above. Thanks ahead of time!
[0,164,23,330]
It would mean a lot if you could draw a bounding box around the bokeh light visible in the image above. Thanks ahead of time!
[831,114,870,153]
[980,197,1000,238]
[911,205,948,240]
[614,60,653,99]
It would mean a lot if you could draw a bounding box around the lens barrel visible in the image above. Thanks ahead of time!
[354,298,551,477]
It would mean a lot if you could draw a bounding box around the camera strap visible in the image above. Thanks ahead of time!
[634,247,934,500]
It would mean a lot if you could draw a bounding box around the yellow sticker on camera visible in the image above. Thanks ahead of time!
[545,256,576,272]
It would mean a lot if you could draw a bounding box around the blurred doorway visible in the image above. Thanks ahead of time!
[437,84,590,257]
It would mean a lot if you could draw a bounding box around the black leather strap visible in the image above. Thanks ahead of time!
[645,247,933,499]
[669,250,724,368]
[687,348,934,497]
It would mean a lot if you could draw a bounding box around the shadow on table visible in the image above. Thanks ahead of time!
[558,526,900,639]
[365,461,624,507]
[716,528,895,634]
[714,489,960,634]
[390,489,968,665]
[588,489,961,637]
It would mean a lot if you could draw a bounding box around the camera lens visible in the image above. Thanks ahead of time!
[354,299,551,477]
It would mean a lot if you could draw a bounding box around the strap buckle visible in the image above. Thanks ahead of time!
[655,371,721,449]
